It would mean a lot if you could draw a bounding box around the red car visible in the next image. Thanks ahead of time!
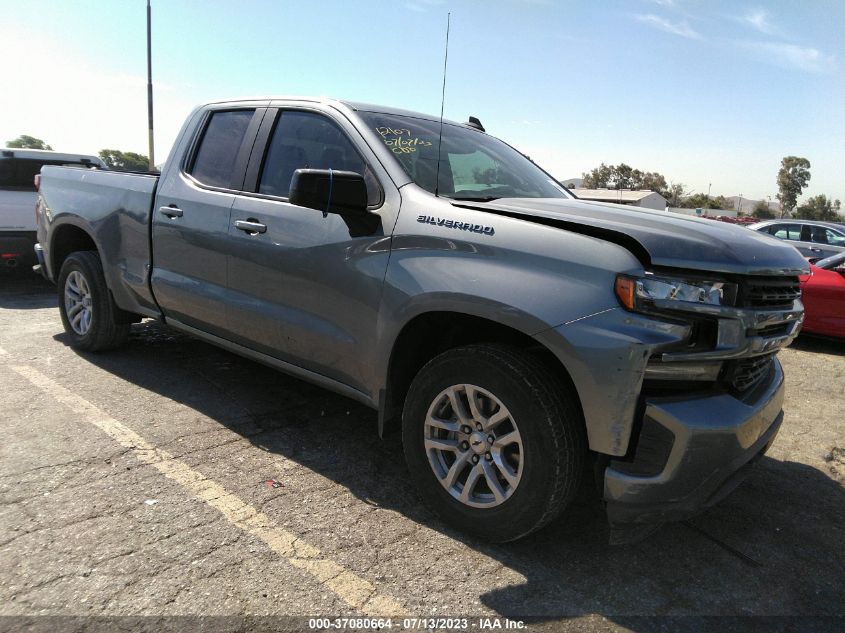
[799,252,845,338]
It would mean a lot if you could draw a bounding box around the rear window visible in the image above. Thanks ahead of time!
[0,158,97,191]
[189,109,255,189]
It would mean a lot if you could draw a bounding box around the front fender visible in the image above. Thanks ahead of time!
[533,308,690,456]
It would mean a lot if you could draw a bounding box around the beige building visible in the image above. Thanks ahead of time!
[569,188,667,210]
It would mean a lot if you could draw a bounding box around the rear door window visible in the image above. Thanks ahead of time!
[190,109,255,189]
[810,226,829,244]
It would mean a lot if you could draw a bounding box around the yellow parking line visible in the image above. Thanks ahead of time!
[11,364,403,616]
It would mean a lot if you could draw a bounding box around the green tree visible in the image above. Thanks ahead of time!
[581,163,614,188]
[639,170,668,194]
[98,149,150,172]
[678,193,731,210]
[6,135,52,150]
[581,163,668,196]
[753,200,776,219]
[776,156,811,217]
[665,182,690,207]
[795,195,842,221]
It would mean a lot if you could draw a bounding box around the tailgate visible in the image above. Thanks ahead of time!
[0,190,37,232]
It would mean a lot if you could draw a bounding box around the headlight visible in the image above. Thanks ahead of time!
[615,273,735,312]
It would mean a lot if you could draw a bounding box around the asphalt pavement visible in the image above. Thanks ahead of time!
[1,269,843,632]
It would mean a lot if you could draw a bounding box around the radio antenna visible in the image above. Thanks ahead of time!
[434,12,450,198]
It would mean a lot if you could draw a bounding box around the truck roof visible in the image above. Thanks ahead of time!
[341,100,465,126]
[1,148,104,165]
[202,96,473,130]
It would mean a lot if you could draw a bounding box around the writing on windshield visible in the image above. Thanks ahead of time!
[375,126,433,154]
[362,112,567,201]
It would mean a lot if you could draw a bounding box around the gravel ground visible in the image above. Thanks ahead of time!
[1,269,843,632]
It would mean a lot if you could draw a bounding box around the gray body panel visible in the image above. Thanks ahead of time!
[36,167,160,317]
[225,193,392,393]
[36,96,809,526]
[471,198,810,276]
[152,170,237,337]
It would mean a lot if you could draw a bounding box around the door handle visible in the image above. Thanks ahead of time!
[159,206,183,218]
[234,219,267,234]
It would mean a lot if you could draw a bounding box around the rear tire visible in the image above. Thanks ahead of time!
[402,344,585,542]
[58,251,130,351]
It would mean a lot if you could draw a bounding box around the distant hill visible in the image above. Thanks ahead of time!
[723,196,780,215]
[559,177,583,188]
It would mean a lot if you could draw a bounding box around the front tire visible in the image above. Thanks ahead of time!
[402,344,585,542]
[58,251,129,351]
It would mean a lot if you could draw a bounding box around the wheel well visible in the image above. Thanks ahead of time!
[381,312,583,435]
[51,225,97,276]
[49,225,139,324]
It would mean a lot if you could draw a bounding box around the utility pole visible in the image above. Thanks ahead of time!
[707,183,712,199]
[146,0,155,170]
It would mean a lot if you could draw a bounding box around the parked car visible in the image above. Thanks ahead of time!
[0,149,105,270]
[35,97,809,542]
[799,251,845,339]
[749,219,845,260]
[705,215,756,225]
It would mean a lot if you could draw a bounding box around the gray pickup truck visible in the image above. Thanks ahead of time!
[35,97,809,542]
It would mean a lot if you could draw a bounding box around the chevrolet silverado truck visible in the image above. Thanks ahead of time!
[34,98,809,542]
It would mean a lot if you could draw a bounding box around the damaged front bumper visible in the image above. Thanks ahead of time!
[604,356,784,525]
[534,275,803,532]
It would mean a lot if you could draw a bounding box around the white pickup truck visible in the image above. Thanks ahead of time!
[0,148,104,270]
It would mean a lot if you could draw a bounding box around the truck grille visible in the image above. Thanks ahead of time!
[739,277,801,309]
[727,354,774,392]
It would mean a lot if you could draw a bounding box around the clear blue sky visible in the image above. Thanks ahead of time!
[1,0,842,203]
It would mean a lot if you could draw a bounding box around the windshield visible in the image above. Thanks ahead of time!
[359,112,568,201]
[825,230,845,247]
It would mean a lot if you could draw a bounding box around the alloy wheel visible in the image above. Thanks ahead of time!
[64,270,93,335]
[423,383,523,508]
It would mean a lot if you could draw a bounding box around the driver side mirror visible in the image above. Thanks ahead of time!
[289,169,368,217]
[289,168,380,237]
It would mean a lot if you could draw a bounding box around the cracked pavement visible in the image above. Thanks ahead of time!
[1,270,843,631]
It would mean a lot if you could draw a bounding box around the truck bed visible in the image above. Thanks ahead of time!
[37,166,160,316]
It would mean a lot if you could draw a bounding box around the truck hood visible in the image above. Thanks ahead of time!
[456,197,810,276]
